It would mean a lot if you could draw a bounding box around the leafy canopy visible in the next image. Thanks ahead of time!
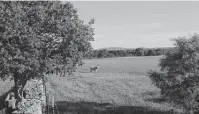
[0,1,94,90]
[148,33,199,113]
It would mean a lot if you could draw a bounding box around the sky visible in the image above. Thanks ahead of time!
[70,1,199,49]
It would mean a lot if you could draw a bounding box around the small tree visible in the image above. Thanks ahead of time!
[135,48,145,56]
[148,33,199,114]
[0,1,94,101]
[146,49,156,56]
[97,49,108,58]
[155,49,162,56]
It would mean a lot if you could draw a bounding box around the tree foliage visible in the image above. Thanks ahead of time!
[84,47,175,59]
[148,33,199,114]
[0,1,94,100]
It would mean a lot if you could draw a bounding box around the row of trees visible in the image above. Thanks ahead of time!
[84,47,177,59]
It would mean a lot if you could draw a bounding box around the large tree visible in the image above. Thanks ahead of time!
[0,1,94,101]
[148,33,199,114]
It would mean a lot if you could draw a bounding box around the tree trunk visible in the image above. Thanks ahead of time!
[14,79,22,102]
[190,110,194,114]
[14,76,27,102]
[14,77,20,100]
[189,106,194,114]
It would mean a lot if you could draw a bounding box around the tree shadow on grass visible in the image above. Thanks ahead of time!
[145,97,168,103]
[0,86,15,111]
[47,101,176,114]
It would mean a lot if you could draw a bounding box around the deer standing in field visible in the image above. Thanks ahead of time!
[90,64,100,72]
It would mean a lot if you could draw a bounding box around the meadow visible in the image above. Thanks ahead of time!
[0,56,184,114]
[46,56,184,114]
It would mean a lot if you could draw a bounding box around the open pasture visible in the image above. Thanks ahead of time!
[47,56,184,114]
[78,56,161,74]
[0,56,183,114]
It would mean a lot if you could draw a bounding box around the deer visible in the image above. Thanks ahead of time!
[90,64,100,72]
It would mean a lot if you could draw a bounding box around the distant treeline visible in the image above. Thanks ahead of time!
[84,47,177,59]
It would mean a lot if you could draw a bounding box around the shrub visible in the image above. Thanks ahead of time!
[148,33,199,114]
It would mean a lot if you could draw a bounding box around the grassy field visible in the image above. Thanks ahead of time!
[46,56,184,114]
[76,57,160,75]
[0,56,184,114]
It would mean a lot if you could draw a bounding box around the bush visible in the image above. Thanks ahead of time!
[148,33,199,114]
